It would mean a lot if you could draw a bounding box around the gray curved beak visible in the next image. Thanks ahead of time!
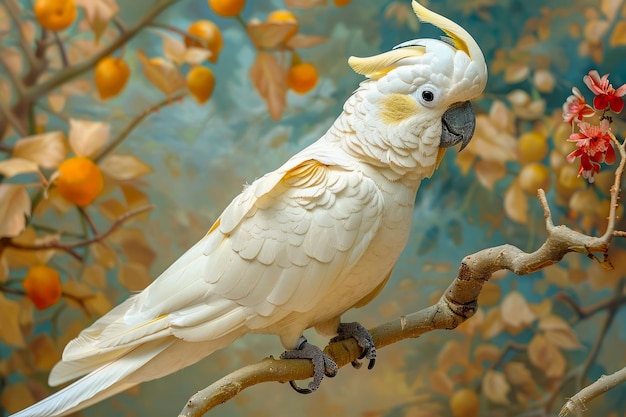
[439,101,476,151]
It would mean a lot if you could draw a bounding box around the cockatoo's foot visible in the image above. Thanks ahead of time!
[280,336,338,394]
[330,322,376,370]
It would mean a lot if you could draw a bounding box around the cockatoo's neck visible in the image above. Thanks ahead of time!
[324,83,442,188]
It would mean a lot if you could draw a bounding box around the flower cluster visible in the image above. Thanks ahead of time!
[563,70,625,182]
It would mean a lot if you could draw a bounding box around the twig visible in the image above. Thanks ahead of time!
[94,92,187,163]
[0,101,27,137]
[53,32,70,68]
[78,207,99,236]
[559,366,626,416]
[3,0,39,72]
[5,206,153,260]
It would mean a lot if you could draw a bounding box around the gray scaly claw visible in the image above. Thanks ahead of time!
[330,322,377,370]
[280,336,338,394]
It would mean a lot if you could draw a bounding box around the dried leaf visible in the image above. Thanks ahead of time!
[428,370,454,396]
[0,184,31,238]
[473,343,501,363]
[68,119,110,158]
[98,198,127,221]
[247,22,297,49]
[0,294,25,347]
[602,0,622,20]
[504,62,530,84]
[81,263,107,288]
[528,333,566,378]
[119,262,152,291]
[3,228,58,268]
[0,158,40,178]
[610,21,626,46]
[286,34,327,49]
[504,180,528,224]
[99,154,153,181]
[482,370,510,405]
[75,0,119,40]
[533,69,555,93]
[48,93,67,112]
[284,0,326,7]
[160,32,211,66]
[475,159,506,190]
[500,290,536,331]
[0,382,35,414]
[29,333,60,371]
[85,291,113,316]
[538,315,582,349]
[250,52,287,121]
[13,131,68,169]
[437,340,468,373]
[137,50,185,95]
[480,307,504,339]
[91,241,116,269]
[110,227,156,267]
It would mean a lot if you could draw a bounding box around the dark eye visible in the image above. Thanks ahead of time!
[422,90,434,102]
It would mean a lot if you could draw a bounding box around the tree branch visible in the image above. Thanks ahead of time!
[559,365,626,417]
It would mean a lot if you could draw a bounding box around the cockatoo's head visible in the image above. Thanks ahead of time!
[343,1,487,180]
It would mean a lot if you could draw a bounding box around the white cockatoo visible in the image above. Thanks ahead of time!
[11,2,487,416]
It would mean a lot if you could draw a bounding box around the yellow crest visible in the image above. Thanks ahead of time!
[348,46,426,79]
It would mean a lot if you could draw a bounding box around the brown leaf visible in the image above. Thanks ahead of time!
[428,370,454,396]
[538,315,582,350]
[249,52,287,121]
[473,343,501,363]
[500,290,536,331]
[75,0,119,41]
[29,333,60,371]
[0,294,25,347]
[610,21,626,46]
[477,281,502,306]
[284,0,326,7]
[504,63,530,84]
[0,158,40,178]
[528,333,566,378]
[482,370,510,405]
[286,34,327,49]
[91,241,117,269]
[160,32,211,66]
[601,0,622,20]
[247,21,297,49]
[0,382,35,414]
[99,154,153,181]
[81,263,107,288]
[480,307,504,339]
[474,160,506,190]
[13,131,68,169]
[109,227,156,267]
[437,339,468,373]
[119,262,152,291]
[0,184,31,238]
[504,179,528,224]
[3,227,58,268]
[68,119,110,158]
[137,50,185,95]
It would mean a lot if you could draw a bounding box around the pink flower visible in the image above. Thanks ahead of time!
[562,87,595,125]
[583,70,626,113]
[567,119,615,182]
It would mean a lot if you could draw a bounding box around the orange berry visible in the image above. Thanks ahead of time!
[208,0,245,17]
[56,157,104,207]
[94,57,130,100]
[518,163,550,195]
[450,388,480,417]
[334,0,351,6]
[518,131,548,164]
[185,21,223,63]
[267,10,298,41]
[287,62,318,94]
[23,265,62,310]
[34,0,77,31]
[187,66,215,104]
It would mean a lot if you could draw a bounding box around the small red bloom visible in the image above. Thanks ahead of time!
[583,70,626,113]
[562,87,595,125]
[567,119,615,182]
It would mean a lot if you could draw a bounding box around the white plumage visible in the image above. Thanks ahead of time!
[11,2,487,416]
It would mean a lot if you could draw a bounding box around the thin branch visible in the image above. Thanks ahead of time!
[0,101,27,137]
[3,0,39,71]
[78,207,99,236]
[559,366,626,416]
[94,92,187,163]
[53,32,70,68]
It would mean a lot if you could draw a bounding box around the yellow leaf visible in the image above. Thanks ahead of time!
[98,198,127,221]
[119,262,152,291]
[247,21,298,49]
[482,370,510,405]
[74,0,119,41]
[85,291,113,316]
[0,158,40,178]
[137,50,185,95]
[0,382,35,414]
[120,184,151,212]
[533,69,555,93]
[538,315,582,350]
[159,32,211,66]
[480,307,504,339]
[91,241,117,269]
[473,343,501,363]
[81,263,107,288]
[286,34,327,49]
[99,154,153,181]
[528,333,566,378]
[610,21,626,46]
[13,131,68,169]
[0,184,31,238]
[0,293,25,347]
[504,62,529,84]
[3,228,58,268]
[29,333,60,371]
[68,119,110,158]
[474,160,506,190]
[47,93,66,113]
[504,180,528,224]
[477,281,501,306]
[602,0,622,20]
[437,339,468,373]
[249,52,287,121]
[500,290,536,331]
[109,227,156,267]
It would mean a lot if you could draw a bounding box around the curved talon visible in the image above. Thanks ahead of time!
[280,337,338,395]
[331,322,377,370]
